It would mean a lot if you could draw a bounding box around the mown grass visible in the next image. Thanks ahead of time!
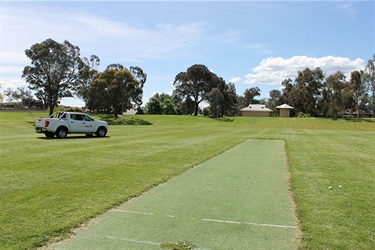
[0,112,374,249]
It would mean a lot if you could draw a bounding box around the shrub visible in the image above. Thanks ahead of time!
[296,112,311,118]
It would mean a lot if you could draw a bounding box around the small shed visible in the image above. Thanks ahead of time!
[276,104,294,117]
[240,104,273,117]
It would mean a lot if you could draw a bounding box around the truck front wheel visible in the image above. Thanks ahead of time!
[56,127,68,139]
[96,127,107,137]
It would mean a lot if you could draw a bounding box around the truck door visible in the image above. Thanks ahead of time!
[68,114,84,132]
[69,114,97,133]
[81,114,96,133]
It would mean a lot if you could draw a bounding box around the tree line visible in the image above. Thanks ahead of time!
[3,38,374,118]
[146,57,375,118]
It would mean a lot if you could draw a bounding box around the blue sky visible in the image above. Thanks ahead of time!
[1,1,374,107]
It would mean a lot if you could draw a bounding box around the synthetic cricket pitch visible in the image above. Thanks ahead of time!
[50,139,299,249]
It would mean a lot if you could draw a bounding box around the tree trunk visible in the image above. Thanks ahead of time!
[48,97,54,116]
[356,105,360,119]
[194,102,199,116]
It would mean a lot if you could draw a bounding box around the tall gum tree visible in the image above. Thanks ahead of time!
[173,64,214,116]
[350,70,366,118]
[327,71,347,118]
[23,38,86,115]
[76,55,101,111]
[294,67,324,116]
[90,64,146,118]
[364,54,375,117]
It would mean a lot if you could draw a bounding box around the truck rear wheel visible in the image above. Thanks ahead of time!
[56,127,68,139]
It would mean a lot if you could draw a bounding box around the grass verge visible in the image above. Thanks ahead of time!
[0,112,374,249]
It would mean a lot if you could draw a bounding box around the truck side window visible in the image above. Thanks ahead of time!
[74,114,83,121]
[61,113,66,119]
[83,115,93,121]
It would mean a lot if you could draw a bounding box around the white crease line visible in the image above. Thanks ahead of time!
[112,209,297,229]
[201,218,297,229]
[112,209,153,215]
[105,236,160,245]
[201,218,241,224]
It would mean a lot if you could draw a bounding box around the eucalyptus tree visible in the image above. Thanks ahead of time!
[129,66,147,110]
[294,67,325,116]
[145,93,180,115]
[267,89,282,110]
[23,38,86,115]
[364,54,375,117]
[145,93,162,114]
[280,78,295,107]
[173,64,214,116]
[91,66,142,118]
[350,70,366,118]
[208,88,224,117]
[326,71,347,118]
[317,81,332,117]
[238,87,261,109]
[76,55,101,111]
[222,82,238,116]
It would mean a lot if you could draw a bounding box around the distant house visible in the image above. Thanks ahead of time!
[276,104,294,117]
[0,102,23,110]
[240,104,273,117]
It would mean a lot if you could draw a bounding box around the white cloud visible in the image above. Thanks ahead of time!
[0,79,26,90]
[1,51,28,65]
[229,76,242,83]
[1,65,25,78]
[1,4,207,64]
[244,56,365,85]
[60,97,85,108]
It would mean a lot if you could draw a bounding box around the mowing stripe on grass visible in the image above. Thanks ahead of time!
[51,139,299,250]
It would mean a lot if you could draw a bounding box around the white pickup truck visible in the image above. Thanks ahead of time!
[35,112,108,138]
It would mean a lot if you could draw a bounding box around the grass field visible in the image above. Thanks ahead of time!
[0,112,374,249]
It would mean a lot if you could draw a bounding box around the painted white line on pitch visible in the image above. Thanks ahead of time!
[201,218,241,224]
[112,209,154,215]
[201,218,297,229]
[243,221,298,229]
[105,235,160,246]
[112,209,297,229]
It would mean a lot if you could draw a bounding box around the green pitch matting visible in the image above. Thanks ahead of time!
[51,139,299,249]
